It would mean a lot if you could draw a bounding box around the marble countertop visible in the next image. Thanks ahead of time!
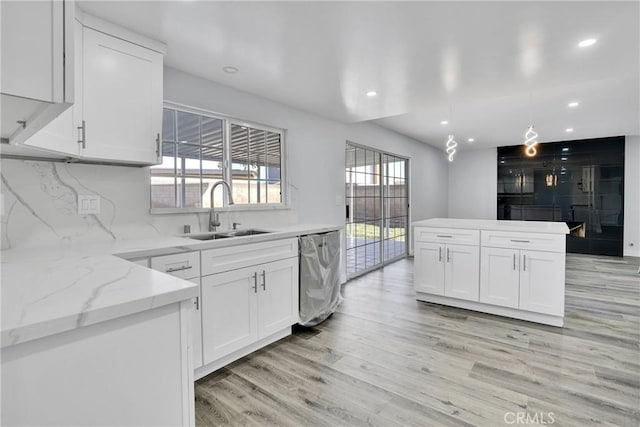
[1,223,342,348]
[412,218,569,234]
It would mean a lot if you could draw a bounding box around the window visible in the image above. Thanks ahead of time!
[151,104,284,209]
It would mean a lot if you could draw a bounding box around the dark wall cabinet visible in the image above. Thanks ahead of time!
[497,137,625,256]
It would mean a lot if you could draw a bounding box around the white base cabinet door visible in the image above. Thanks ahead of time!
[414,242,445,295]
[201,268,258,366]
[444,244,480,301]
[519,250,565,316]
[480,247,520,308]
[257,258,299,338]
[201,257,298,369]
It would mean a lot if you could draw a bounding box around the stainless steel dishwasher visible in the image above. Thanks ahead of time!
[298,231,342,326]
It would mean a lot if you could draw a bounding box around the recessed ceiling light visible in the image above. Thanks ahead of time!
[561,157,568,161]
[222,66,239,74]
[568,101,579,108]
[441,120,448,125]
[578,38,597,48]
[366,91,377,97]
[467,138,475,143]
[565,128,574,133]
[562,147,569,152]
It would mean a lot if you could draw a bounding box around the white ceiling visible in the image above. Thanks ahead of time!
[78,1,640,152]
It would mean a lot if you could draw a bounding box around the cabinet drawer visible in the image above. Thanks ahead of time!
[150,251,200,279]
[201,238,298,276]
[481,230,565,253]
[414,227,479,245]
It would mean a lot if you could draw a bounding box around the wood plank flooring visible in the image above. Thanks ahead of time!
[195,254,640,426]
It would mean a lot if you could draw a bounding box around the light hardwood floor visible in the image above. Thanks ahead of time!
[195,254,640,426]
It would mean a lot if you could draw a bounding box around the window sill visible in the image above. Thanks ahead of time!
[150,204,292,215]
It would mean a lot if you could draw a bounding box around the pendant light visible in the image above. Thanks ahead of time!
[445,105,457,162]
[446,134,457,162]
[524,93,539,157]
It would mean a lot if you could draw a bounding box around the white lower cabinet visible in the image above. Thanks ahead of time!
[414,242,445,295]
[201,257,298,367]
[414,225,567,326]
[201,267,258,363]
[479,247,520,308]
[518,250,565,316]
[444,244,480,301]
[414,241,479,301]
[480,248,565,316]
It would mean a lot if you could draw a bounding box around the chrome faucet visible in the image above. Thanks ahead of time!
[209,181,234,232]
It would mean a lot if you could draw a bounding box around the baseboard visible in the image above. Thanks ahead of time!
[623,248,640,257]
[415,292,564,327]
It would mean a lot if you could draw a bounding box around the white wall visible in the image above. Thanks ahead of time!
[447,148,497,219]
[624,135,640,257]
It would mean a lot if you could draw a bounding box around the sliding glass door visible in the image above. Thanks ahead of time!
[345,143,408,278]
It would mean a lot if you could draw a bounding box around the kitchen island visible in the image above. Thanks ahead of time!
[413,218,569,326]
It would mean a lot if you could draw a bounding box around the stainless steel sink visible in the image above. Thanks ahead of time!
[216,229,272,238]
[187,229,272,240]
[187,233,232,241]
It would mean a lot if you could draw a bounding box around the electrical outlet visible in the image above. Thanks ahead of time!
[78,195,101,215]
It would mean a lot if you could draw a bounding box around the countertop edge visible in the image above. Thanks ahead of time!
[412,218,570,234]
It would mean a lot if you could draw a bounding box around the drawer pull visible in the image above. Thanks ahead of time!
[166,265,193,273]
[437,235,453,238]
[510,239,531,243]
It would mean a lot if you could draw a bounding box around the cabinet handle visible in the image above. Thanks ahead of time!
[156,133,161,158]
[165,265,193,273]
[194,296,199,310]
[261,270,266,290]
[510,239,531,243]
[446,248,450,263]
[513,253,516,270]
[77,120,86,149]
[252,272,258,293]
[437,235,453,238]
[438,247,442,262]
[523,254,526,271]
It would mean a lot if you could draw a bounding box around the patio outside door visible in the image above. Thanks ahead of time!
[345,143,408,278]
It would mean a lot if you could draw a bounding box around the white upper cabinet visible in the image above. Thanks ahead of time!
[1,0,73,145]
[79,25,163,164]
[18,9,165,165]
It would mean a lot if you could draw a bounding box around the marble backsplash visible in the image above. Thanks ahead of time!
[0,159,297,250]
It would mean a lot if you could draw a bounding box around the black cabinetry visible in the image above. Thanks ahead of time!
[497,136,625,256]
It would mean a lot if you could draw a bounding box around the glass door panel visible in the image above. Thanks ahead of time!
[346,143,408,278]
